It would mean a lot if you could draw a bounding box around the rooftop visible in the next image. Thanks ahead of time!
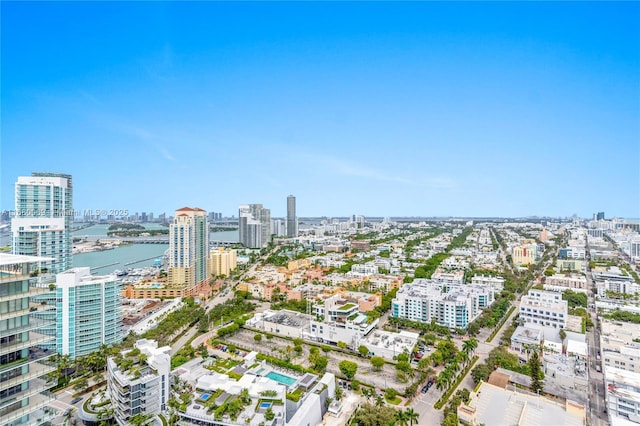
[0,253,54,266]
[459,381,584,426]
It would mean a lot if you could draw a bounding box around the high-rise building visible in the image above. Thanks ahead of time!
[287,195,298,238]
[55,267,123,358]
[168,207,209,291]
[12,172,73,274]
[12,172,73,352]
[238,204,271,248]
[209,247,238,277]
[596,212,605,221]
[271,219,286,237]
[0,254,57,425]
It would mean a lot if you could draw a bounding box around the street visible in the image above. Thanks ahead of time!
[584,237,608,426]
[409,301,520,425]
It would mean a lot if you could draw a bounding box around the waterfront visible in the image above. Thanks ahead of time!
[71,226,238,274]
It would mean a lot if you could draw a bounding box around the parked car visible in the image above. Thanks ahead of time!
[71,397,83,405]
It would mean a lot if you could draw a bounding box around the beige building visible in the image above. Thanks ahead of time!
[600,319,640,374]
[512,244,537,266]
[168,207,208,291]
[544,273,588,291]
[209,247,237,277]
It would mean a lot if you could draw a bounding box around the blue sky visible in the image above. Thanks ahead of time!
[2,2,638,218]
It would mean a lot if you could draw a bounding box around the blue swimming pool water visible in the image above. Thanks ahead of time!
[200,393,211,401]
[266,371,297,386]
[260,402,272,409]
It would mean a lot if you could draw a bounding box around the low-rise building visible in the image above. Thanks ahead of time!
[307,293,379,348]
[544,273,588,291]
[431,269,465,285]
[604,366,640,425]
[246,310,313,338]
[519,289,568,329]
[391,279,498,329]
[600,320,640,374]
[173,354,336,426]
[471,275,505,290]
[457,381,585,426]
[361,330,419,360]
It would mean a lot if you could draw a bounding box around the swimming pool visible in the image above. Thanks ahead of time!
[260,402,272,409]
[266,371,297,386]
[200,393,211,401]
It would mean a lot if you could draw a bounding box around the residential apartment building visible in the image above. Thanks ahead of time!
[107,339,171,425]
[0,254,56,426]
[174,355,337,426]
[11,172,73,274]
[307,293,379,348]
[471,275,505,290]
[209,247,237,278]
[239,204,271,248]
[12,173,73,352]
[600,320,640,375]
[55,267,123,358]
[597,279,640,297]
[457,382,585,426]
[431,270,465,285]
[544,274,588,291]
[168,207,209,292]
[603,366,640,425]
[512,243,537,266]
[519,289,568,329]
[391,279,497,329]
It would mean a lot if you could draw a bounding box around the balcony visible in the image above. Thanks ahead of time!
[0,331,54,357]
[0,361,56,393]
[0,389,55,426]
[0,318,53,339]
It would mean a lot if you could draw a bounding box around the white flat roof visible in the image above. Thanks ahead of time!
[0,253,54,266]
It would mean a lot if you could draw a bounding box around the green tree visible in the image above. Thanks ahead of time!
[339,360,358,380]
[358,345,370,358]
[354,403,397,426]
[385,387,398,400]
[264,407,275,421]
[471,364,491,385]
[370,356,385,372]
[395,409,409,426]
[337,341,348,349]
[405,408,419,426]
[254,333,262,342]
[462,338,478,357]
[529,351,544,394]
[559,328,567,343]
[314,356,328,372]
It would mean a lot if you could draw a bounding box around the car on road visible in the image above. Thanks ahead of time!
[71,397,83,405]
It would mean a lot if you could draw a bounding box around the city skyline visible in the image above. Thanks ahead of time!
[2,2,638,218]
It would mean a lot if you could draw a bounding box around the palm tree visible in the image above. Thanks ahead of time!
[405,408,420,426]
[395,410,409,426]
[375,395,384,408]
[436,370,450,391]
[463,338,478,357]
[240,387,250,404]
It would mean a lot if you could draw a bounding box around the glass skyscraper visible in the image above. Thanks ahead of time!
[0,253,56,425]
[12,173,73,353]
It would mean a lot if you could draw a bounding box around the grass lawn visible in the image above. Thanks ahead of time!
[386,396,402,405]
